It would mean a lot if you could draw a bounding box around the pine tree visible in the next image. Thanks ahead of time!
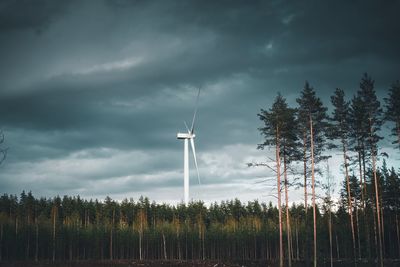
[330,88,357,265]
[297,82,329,267]
[358,73,384,266]
[385,80,400,150]
[258,93,298,267]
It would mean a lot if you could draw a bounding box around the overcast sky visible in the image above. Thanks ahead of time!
[0,0,399,205]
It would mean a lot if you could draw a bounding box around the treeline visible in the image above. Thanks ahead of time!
[255,73,400,267]
[0,166,399,264]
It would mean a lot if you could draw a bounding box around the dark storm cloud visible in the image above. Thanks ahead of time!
[0,0,399,201]
[0,0,71,32]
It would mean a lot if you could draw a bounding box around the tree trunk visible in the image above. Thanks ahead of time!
[336,234,340,259]
[356,207,361,259]
[283,153,292,267]
[328,205,333,267]
[309,115,317,267]
[0,223,3,261]
[396,214,400,258]
[162,232,167,260]
[296,219,299,260]
[370,120,383,267]
[52,207,56,262]
[276,125,283,267]
[303,132,310,267]
[303,133,308,213]
[372,151,383,267]
[343,141,357,266]
[110,208,115,260]
[35,219,38,262]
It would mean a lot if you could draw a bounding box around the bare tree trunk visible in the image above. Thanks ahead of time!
[356,208,361,259]
[276,126,283,267]
[162,232,167,260]
[139,232,142,260]
[370,119,383,267]
[328,206,333,267]
[110,208,115,260]
[381,206,385,259]
[303,132,310,267]
[396,214,400,258]
[336,234,340,259]
[373,207,378,259]
[0,223,2,261]
[283,154,292,267]
[303,133,308,212]
[343,142,357,266]
[52,207,56,262]
[372,151,383,267]
[296,219,299,260]
[310,116,317,267]
[35,218,38,262]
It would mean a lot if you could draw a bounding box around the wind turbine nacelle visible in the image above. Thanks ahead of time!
[177,133,195,139]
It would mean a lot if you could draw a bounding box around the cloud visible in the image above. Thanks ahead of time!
[0,0,399,204]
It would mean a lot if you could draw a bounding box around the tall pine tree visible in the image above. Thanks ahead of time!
[297,82,329,267]
[358,73,384,267]
[258,93,299,267]
[330,88,357,265]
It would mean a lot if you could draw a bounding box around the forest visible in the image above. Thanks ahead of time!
[0,73,400,267]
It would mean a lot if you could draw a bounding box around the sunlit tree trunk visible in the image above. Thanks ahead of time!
[303,133,308,213]
[310,116,317,267]
[369,118,383,267]
[276,125,283,267]
[283,153,292,267]
[343,141,357,265]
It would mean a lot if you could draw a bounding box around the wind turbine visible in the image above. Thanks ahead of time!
[177,89,201,205]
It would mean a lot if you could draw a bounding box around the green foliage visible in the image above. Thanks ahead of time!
[385,80,400,148]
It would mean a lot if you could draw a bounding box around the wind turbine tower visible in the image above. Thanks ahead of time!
[177,89,201,205]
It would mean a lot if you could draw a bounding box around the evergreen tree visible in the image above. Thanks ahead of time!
[258,93,299,267]
[358,73,384,266]
[330,88,357,265]
[385,80,400,150]
[296,81,329,267]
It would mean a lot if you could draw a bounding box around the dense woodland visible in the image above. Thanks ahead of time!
[0,73,400,266]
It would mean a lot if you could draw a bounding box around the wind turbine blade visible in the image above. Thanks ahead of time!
[183,121,190,133]
[190,138,201,184]
[190,88,201,133]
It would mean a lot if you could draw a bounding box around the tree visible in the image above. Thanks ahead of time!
[358,73,384,266]
[385,80,400,150]
[330,88,357,265]
[258,93,298,267]
[297,82,329,267]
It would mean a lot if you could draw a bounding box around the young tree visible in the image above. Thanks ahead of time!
[297,82,329,267]
[330,88,357,265]
[258,93,298,267]
[385,80,400,150]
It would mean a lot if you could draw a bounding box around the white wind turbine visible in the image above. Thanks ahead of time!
[177,89,201,205]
